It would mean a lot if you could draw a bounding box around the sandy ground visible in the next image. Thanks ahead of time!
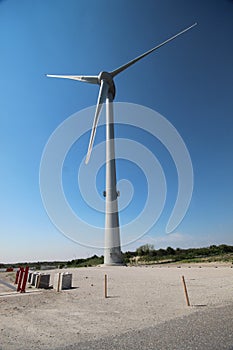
[0,264,233,349]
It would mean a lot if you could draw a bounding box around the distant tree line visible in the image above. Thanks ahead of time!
[66,255,104,268]
[0,255,104,269]
[122,244,233,264]
[1,245,233,269]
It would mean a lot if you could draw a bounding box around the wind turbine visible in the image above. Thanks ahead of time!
[47,23,197,265]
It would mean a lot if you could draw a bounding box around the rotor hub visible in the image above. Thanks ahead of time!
[98,71,116,99]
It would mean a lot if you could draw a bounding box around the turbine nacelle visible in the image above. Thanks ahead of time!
[98,71,116,99]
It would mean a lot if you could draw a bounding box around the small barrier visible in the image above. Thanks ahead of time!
[15,267,29,293]
[14,269,20,285]
[31,273,40,286]
[54,272,72,291]
[28,272,33,283]
[35,274,50,289]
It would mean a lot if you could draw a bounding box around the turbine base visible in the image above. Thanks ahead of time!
[104,246,123,265]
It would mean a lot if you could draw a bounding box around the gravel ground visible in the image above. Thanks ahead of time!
[0,265,232,349]
[58,303,233,350]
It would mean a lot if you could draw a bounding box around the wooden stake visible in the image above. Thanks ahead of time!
[181,275,190,306]
[104,274,108,298]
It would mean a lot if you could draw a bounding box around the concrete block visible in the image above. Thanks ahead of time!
[28,272,33,283]
[31,273,39,286]
[54,272,72,291]
[61,272,72,290]
[36,274,50,289]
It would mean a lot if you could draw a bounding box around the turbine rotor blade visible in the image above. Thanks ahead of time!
[85,80,109,164]
[46,74,99,84]
[110,23,197,77]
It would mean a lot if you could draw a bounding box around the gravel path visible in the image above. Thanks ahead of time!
[58,303,233,350]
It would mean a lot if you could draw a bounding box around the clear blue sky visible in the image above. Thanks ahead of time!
[0,0,232,263]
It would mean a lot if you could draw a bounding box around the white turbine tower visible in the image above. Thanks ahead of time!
[47,23,197,265]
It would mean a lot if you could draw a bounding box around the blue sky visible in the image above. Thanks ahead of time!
[0,0,233,263]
